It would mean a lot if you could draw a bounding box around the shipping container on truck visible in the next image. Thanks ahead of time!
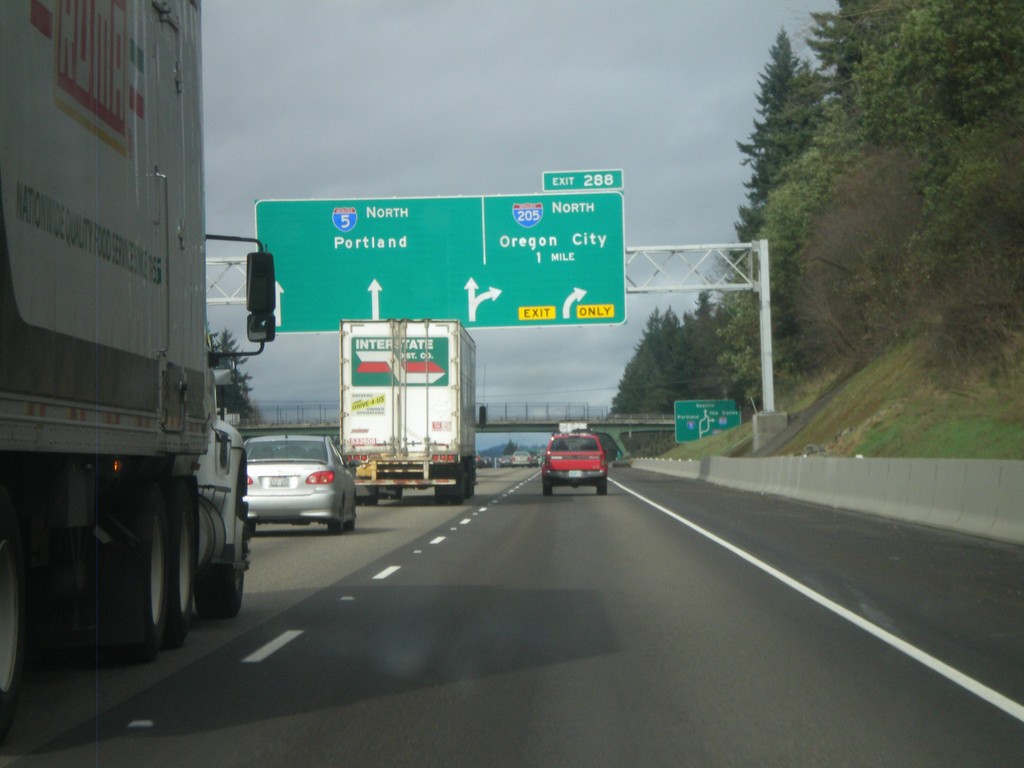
[340,320,477,505]
[0,0,276,743]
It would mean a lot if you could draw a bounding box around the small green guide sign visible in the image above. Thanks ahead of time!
[542,169,623,192]
[674,400,742,443]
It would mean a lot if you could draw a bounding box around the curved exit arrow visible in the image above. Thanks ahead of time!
[562,287,587,319]
[465,277,502,322]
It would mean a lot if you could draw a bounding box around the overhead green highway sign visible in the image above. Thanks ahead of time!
[542,169,623,192]
[255,193,625,332]
[675,400,742,443]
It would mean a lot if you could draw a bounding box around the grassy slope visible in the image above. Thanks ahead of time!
[661,343,1024,460]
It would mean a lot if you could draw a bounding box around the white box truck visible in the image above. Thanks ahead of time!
[340,320,477,505]
[0,0,277,742]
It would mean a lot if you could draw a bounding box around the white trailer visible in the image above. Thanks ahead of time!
[0,0,276,742]
[340,320,477,505]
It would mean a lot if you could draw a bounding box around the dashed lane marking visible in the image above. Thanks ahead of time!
[242,630,304,663]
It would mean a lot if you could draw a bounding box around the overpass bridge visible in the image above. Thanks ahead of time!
[234,402,675,459]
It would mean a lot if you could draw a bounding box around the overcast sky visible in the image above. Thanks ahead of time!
[202,1,829,416]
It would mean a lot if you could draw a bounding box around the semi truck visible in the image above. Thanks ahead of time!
[340,320,477,505]
[0,0,277,742]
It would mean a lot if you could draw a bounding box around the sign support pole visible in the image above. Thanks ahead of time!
[756,239,775,413]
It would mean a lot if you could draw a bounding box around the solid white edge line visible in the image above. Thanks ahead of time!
[373,565,402,580]
[611,477,1024,724]
[242,629,304,664]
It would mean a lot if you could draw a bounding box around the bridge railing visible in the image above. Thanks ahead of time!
[240,403,338,428]
[480,403,608,422]
[237,402,673,429]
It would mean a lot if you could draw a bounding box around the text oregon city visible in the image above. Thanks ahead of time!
[333,232,609,252]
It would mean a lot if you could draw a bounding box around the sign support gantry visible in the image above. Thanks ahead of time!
[625,240,775,415]
[207,239,780,429]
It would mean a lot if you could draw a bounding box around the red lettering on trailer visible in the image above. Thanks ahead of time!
[54,0,136,148]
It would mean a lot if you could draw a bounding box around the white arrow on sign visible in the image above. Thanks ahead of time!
[368,279,382,320]
[561,287,587,319]
[465,277,502,322]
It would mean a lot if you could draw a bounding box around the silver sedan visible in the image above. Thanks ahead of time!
[244,435,356,535]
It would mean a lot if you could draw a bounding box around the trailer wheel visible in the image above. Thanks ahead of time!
[449,466,466,505]
[162,479,196,649]
[0,488,25,745]
[99,483,169,662]
[195,565,244,619]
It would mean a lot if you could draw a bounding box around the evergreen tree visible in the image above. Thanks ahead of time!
[211,329,257,421]
[736,29,819,241]
[679,292,731,400]
[807,0,911,105]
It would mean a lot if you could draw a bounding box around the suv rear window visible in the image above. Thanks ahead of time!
[550,436,600,452]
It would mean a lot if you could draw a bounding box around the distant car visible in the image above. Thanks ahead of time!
[542,432,608,495]
[476,454,493,469]
[511,450,533,467]
[244,435,357,534]
[497,455,513,468]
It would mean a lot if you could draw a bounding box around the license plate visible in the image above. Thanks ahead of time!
[269,477,290,488]
[569,470,583,479]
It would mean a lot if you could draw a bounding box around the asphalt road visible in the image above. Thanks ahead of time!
[2,467,1022,766]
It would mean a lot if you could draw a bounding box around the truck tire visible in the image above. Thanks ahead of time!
[195,565,244,619]
[195,457,246,619]
[597,480,608,495]
[99,482,170,663]
[450,466,466,505]
[162,479,196,649]
[0,488,25,745]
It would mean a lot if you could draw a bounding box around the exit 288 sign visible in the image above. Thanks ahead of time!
[542,169,623,191]
[255,192,625,332]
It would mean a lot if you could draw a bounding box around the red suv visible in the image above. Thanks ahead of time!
[541,432,608,495]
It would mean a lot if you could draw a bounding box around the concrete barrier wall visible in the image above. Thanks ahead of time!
[631,456,1024,546]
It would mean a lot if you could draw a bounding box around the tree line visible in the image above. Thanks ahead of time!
[613,0,1024,415]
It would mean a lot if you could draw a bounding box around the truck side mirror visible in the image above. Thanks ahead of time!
[246,251,277,342]
[247,314,276,343]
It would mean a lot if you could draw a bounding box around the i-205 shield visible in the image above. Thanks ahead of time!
[512,202,543,228]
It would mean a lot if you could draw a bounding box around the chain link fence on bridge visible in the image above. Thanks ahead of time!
[237,402,615,428]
